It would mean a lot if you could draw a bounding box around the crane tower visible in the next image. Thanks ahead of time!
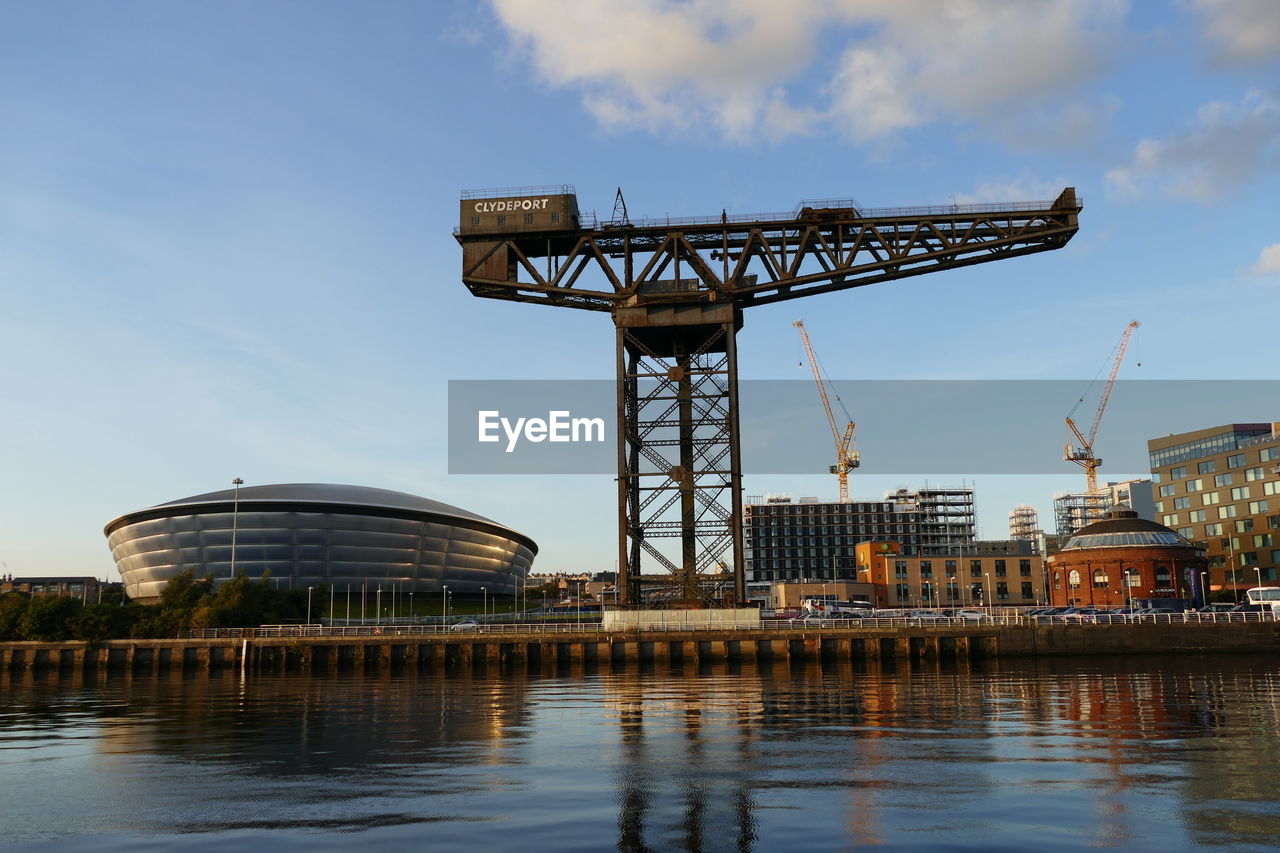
[457,185,1082,605]
[793,319,859,503]
[1064,320,1140,493]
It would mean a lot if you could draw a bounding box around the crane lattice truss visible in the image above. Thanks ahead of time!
[1064,319,1140,493]
[458,188,1082,606]
[793,319,858,503]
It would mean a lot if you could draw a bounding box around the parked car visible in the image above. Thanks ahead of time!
[952,609,986,621]
[449,620,480,632]
[1198,602,1237,613]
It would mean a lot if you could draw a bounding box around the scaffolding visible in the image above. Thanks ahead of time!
[887,487,975,550]
[1053,491,1111,540]
[1008,505,1041,541]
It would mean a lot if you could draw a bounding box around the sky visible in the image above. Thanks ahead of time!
[2,0,1278,580]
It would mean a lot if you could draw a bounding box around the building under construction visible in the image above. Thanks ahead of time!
[1009,504,1042,542]
[742,487,975,599]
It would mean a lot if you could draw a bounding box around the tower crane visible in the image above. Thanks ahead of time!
[1064,320,1140,493]
[793,319,860,503]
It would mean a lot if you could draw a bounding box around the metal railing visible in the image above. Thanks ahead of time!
[189,610,1271,639]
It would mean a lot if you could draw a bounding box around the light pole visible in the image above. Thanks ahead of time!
[409,591,414,622]
[482,586,487,622]
[307,586,314,626]
[442,584,448,624]
[229,477,244,581]
[376,586,382,624]
[1123,569,1134,612]
[1200,571,1208,607]
[330,585,335,625]
[985,572,992,613]
[1256,567,1265,618]
[577,581,582,623]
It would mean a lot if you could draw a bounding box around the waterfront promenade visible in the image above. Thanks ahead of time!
[3,616,1276,674]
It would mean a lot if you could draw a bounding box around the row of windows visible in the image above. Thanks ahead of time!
[1149,429,1271,470]
[892,581,1036,602]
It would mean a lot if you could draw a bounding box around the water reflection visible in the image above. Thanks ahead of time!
[1,657,1278,850]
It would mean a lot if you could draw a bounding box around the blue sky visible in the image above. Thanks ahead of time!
[2,0,1278,579]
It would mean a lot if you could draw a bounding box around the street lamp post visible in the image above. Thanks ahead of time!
[376,586,382,625]
[1256,567,1265,619]
[985,572,992,613]
[229,477,244,581]
[442,585,448,625]
[482,587,487,622]
[409,591,414,622]
[307,586,314,626]
[1123,569,1134,612]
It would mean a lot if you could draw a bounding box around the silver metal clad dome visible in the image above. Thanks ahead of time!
[104,483,538,604]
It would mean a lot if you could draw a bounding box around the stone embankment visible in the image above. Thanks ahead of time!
[2,622,1276,674]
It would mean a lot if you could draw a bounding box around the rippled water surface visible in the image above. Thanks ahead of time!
[2,656,1279,851]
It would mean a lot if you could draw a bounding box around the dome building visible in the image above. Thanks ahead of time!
[1046,507,1205,607]
[104,483,537,604]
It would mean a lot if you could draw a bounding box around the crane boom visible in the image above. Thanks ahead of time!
[793,319,859,503]
[1064,320,1140,493]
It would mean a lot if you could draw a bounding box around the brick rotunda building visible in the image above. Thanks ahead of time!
[1047,508,1206,607]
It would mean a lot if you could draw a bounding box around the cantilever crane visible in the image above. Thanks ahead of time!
[1064,320,1140,493]
[794,319,860,503]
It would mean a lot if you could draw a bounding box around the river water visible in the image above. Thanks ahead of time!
[2,656,1278,851]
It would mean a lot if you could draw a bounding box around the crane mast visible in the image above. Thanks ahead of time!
[793,319,859,503]
[1064,320,1140,493]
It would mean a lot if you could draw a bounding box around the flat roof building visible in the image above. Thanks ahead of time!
[1148,423,1280,595]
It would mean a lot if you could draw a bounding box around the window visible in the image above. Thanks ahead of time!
[1227,453,1245,468]
[470,215,480,226]
[550,211,561,223]
[945,560,957,577]
[1270,515,1280,529]
[995,559,1007,577]
[1245,467,1265,482]
[1093,570,1109,588]
[1267,482,1280,496]
[970,560,981,578]
[1171,466,1187,479]
[1155,566,1171,586]
[523,212,534,224]
[1198,460,1216,474]
[1021,582,1034,599]
[996,582,1009,600]
[1159,484,1177,497]
[1236,519,1253,533]
[1053,571,1062,590]
[1019,559,1031,576]
[1203,492,1221,506]
[896,584,910,601]
[1240,552,1259,566]
[1230,486,1250,501]
[920,560,933,578]
[1189,510,1206,523]
[1261,448,1279,463]
[1174,497,1191,509]
[1068,570,1081,587]
[1163,513,1179,526]
[1155,501,1164,513]
[1273,550,1280,564]
[1185,479,1203,493]
[1205,522,1223,535]
[895,560,908,578]
[496,214,506,225]
[1177,527,1195,537]
[1254,533,1275,548]
[1214,473,1234,487]
[1248,499,1270,514]
[1219,505,1238,519]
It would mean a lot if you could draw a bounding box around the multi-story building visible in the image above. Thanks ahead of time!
[854,540,1045,609]
[1148,423,1280,593]
[0,576,103,602]
[742,487,976,599]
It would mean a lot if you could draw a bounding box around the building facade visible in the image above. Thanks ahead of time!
[1053,479,1154,540]
[105,483,538,604]
[1046,508,1205,607]
[742,487,976,599]
[854,540,1045,609]
[0,576,102,602]
[1148,423,1280,595]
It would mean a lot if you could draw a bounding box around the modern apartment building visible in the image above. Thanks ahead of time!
[742,487,976,590]
[1148,423,1280,592]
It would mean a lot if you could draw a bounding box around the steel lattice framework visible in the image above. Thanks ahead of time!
[457,188,1082,606]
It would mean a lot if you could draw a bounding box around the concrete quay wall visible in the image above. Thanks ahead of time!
[1,622,1275,674]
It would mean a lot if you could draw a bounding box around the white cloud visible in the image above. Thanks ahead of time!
[1251,242,1280,280]
[488,0,1128,145]
[1189,0,1280,65]
[955,173,1074,205]
[1105,91,1280,200]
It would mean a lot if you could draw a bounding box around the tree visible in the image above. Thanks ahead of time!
[18,596,81,641]
[0,592,30,641]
